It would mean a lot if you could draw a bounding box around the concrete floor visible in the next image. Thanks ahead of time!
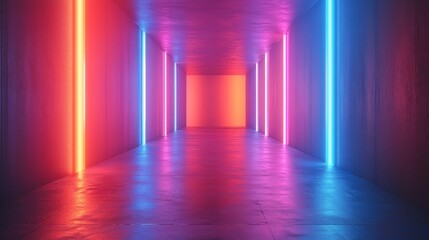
[1,128,429,239]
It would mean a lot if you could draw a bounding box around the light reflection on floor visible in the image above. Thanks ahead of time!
[1,128,429,239]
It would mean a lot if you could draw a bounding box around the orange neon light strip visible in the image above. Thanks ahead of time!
[75,0,85,173]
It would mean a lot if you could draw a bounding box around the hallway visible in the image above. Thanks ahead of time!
[1,129,428,239]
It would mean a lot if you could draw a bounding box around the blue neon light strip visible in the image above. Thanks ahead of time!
[256,62,259,132]
[142,31,147,145]
[326,0,335,166]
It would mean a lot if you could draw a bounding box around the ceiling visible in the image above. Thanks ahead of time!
[114,0,319,75]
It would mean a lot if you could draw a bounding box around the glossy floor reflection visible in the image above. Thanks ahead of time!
[1,128,429,239]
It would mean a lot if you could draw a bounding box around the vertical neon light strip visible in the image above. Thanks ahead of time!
[264,52,268,136]
[282,34,287,144]
[75,0,85,173]
[164,51,168,136]
[255,62,259,132]
[286,33,290,145]
[174,62,177,131]
[326,0,335,166]
[141,32,147,145]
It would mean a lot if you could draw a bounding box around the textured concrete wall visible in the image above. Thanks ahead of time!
[268,40,284,143]
[248,39,285,142]
[257,60,265,134]
[145,36,163,141]
[336,0,378,183]
[288,1,325,159]
[86,0,141,167]
[145,35,185,140]
[0,0,168,203]
[246,0,429,209]
[177,65,187,130]
[246,67,256,130]
[145,36,167,140]
[337,0,429,209]
[1,0,74,201]
[246,42,284,143]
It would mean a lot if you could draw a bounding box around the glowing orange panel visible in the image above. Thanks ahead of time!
[75,0,85,173]
[186,75,245,127]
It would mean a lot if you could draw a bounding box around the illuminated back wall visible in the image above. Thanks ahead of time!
[186,75,246,127]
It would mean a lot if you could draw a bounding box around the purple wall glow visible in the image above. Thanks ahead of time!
[146,35,186,141]
[257,59,265,135]
[268,40,284,143]
[246,67,256,130]
[177,65,187,130]
[247,37,288,143]
[146,35,164,141]
[288,1,325,159]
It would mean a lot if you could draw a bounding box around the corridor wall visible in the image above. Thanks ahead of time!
[245,68,256,129]
[145,36,186,140]
[187,75,245,128]
[176,64,187,130]
[257,61,265,134]
[249,53,273,137]
[246,0,429,209]
[287,0,325,159]
[336,0,429,209]
[0,0,74,202]
[247,1,324,148]
[145,36,164,141]
[86,0,140,167]
[267,40,284,143]
[0,0,184,204]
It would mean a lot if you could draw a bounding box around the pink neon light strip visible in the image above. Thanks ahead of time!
[256,62,259,132]
[164,52,167,136]
[264,52,268,136]
[283,34,287,144]
[286,33,290,145]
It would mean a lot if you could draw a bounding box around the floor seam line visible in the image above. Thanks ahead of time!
[257,201,275,240]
